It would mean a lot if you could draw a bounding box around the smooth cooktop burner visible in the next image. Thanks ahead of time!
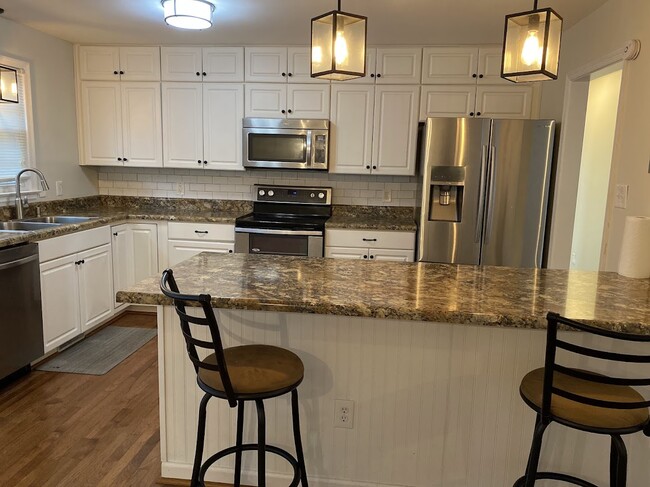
[235,212,329,231]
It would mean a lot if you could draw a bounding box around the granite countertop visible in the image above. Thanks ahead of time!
[117,253,650,333]
[326,205,417,231]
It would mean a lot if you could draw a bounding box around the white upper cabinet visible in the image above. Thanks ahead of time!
[162,83,204,169]
[420,85,477,119]
[287,84,330,119]
[475,85,533,119]
[245,83,329,119]
[337,48,377,84]
[120,82,163,167]
[203,83,244,170]
[80,82,123,166]
[245,47,288,82]
[79,46,160,81]
[375,48,422,84]
[421,47,479,84]
[287,47,329,83]
[477,46,509,85]
[245,83,287,117]
[161,47,244,82]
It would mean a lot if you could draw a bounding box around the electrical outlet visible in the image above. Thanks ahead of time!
[614,184,628,209]
[176,182,184,195]
[334,399,354,429]
[383,190,392,203]
[55,181,63,196]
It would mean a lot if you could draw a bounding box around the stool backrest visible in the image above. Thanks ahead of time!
[160,269,237,407]
[542,312,650,428]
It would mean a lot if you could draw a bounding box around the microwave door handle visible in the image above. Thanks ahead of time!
[306,130,314,167]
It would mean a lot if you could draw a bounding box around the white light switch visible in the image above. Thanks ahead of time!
[614,184,628,209]
[55,181,64,196]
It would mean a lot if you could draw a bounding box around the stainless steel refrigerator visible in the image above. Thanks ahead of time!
[416,117,555,268]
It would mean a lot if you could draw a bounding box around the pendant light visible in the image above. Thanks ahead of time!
[501,0,562,82]
[162,0,215,30]
[311,0,367,81]
[0,65,19,104]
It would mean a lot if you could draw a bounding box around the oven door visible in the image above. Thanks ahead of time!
[235,228,324,257]
[243,128,311,169]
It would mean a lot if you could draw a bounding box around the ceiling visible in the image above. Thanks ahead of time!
[0,0,609,46]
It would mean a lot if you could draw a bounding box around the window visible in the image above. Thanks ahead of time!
[0,56,35,192]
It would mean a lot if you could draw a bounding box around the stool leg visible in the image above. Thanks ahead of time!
[291,389,309,486]
[192,393,211,487]
[610,435,618,487]
[612,435,627,487]
[523,414,548,487]
[234,400,245,487]
[256,399,266,487]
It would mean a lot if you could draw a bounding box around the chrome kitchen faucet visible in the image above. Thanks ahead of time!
[14,168,49,219]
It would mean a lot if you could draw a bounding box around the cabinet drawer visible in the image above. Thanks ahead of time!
[325,229,415,250]
[38,226,111,262]
[167,222,235,241]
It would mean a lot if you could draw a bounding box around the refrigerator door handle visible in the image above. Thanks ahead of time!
[475,145,489,243]
[484,145,497,245]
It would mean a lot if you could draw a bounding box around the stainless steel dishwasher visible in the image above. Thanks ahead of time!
[0,243,44,382]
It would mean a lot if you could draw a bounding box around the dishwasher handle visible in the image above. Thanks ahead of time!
[0,253,38,271]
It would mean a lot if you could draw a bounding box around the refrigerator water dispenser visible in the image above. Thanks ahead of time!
[428,166,465,222]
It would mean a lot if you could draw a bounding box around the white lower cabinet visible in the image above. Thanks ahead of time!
[111,223,159,309]
[39,227,113,352]
[167,222,235,267]
[325,229,416,262]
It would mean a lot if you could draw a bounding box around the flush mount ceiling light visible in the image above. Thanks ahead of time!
[501,0,562,82]
[311,0,367,81]
[162,0,215,30]
[0,65,19,104]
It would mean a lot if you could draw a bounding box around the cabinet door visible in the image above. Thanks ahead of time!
[111,224,133,309]
[119,47,161,81]
[131,224,159,283]
[168,240,234,267]
[203,84,244,170]
[325,246,368,260]
[80,81,123,166]
[338,48,377,84]
[245,47,288,82]
[420,85,476,119]
[162,83,204,168]
[287,47,329,84]
[161,47,203,82]
[329,85,374,174]
[40,254,81,352]
[421,47,479,84]
[370,248,414,262]
[203,47,244,82]
[372,86,419,175]
[475,85,532,119]
[245,83,287,118]
[376,48,422,84]
[121,83,163,167]
[287,84,330,119]
[477,47,509,85]
[78,244,114,331]
[78,46,121,81]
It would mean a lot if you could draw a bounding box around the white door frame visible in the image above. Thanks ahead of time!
[546,40,640,270]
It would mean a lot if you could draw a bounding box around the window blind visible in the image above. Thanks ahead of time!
[0,71,29,183]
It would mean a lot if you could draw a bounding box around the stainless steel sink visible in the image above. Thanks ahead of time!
[0,221,62,231]
[22,215,98,224]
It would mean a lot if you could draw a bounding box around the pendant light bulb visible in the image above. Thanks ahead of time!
[521,30,543,66]
[335,31,349,64]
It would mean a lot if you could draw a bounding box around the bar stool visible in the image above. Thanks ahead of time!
[514,312,650,487]
[160,269,309,487]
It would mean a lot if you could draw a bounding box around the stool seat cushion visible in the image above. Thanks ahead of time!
[520,367,649,431]
[198,344,304,396]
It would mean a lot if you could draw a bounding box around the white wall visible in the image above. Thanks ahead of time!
[570,68,622,271]
[541,0,650,271]
[0,16,97,201]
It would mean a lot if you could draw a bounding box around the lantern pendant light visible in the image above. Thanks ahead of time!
[501,0,562,82]
[311,0,367,81]
[0,65,19,104]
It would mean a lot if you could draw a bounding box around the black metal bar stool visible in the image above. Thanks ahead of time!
[160,269,309,487]
[514,312,650,487]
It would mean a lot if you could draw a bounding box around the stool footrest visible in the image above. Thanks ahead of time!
[199,443,301,487]
[514,471,599,487]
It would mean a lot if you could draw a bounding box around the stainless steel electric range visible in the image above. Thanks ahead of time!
[234,185,332,257]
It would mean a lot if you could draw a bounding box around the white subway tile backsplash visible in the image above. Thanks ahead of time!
[97,168,420,206]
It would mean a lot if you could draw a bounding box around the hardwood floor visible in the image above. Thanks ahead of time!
[0,312,191,487]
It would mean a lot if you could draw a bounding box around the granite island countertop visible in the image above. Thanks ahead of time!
[117,253,650,333]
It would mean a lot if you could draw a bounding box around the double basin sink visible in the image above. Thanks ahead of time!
[0,216,98,233]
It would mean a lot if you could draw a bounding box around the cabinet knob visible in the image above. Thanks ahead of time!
[196,72,201,76]
[123,158,128,162]
[198,160,202,164]
[372,165,377,170]
[376,73,382,78]
[366,165,370,169]
[117,157,122,161]
[469,112,474,117]
[370,74,375,78]
[228,249,233,253]
[113,232,118,236]
[288,73,293,77]
[287,109,292,114]
[113,71,119,75]
[476,112,481,116]
[282,72,286,77]
[119,70,124,75]
[202,72,207,76]
[369,255,375,259]
[203,160,207,165]
[363,255,368,259]
[479,74,484,78]
[281,109,286,114]
[472,73,477,78]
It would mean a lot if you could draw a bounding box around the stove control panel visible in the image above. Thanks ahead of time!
[254,185,332,205]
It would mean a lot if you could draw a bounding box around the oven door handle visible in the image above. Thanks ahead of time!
[235,227,323,236]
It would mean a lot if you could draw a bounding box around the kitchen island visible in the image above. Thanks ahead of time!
[118,254,650,487]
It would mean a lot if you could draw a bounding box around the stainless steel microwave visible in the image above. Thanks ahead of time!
[243,118,329,170]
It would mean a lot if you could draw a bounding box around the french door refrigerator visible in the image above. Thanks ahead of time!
[416,117,555,268]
